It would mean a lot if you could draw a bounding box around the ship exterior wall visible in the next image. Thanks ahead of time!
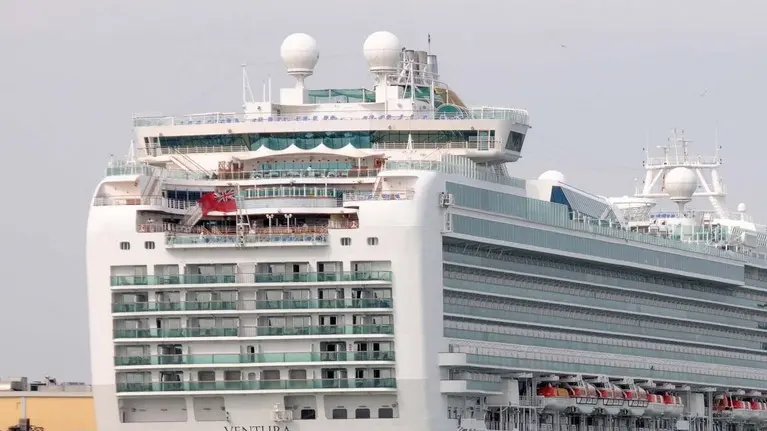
[440,181,767,389]
[85,172,450,431]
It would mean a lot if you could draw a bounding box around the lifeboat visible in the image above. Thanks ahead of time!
[662,393,684,418]
[714,395,751,420]
[748,400,765,422]
[595,382,625,415]
[537,383,570,412]
[645,393,666,417]
[621,384,648,416]
[566,380,599,414]
[536,381,599,414]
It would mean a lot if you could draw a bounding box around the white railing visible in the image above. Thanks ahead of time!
[343,190,415,202]
[92,196,194,210]
[131,107,530,128]
[371,140,502,151]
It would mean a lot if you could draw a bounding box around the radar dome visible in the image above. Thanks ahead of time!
[738,202,747,213]
[280,33,319,76]
[663,167,698,202]
[363,31,401,73]
[538,170,566,184]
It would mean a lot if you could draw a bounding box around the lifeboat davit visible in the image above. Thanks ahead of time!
[622,385,648,416]
[662,393,684,418]
[536,381,599,414]
[596,383,625,415]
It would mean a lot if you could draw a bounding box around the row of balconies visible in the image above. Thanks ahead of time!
[114,324,394,339]
[112,298,393,313]
[114,351,396,366]
[110,271,393,286]
[117,378,397,393]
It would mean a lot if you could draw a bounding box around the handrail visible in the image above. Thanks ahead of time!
[132,107,531,127]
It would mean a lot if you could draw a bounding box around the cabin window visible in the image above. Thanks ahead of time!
[378,407,394,418]
[340,237,351,246]
[300,409,316,420]
[366,237,379,246]
[144,241,155,249]
[355,408,370,419]
[119,241,130,250]
[331,408,347,419]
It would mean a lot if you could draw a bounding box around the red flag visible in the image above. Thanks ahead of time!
[199,189,237,216]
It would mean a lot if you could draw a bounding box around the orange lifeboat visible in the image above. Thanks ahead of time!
[537,383,569,412]
[661,393,684,417]
[714,395,750,420]
[645,393,666,417]
[564,380,598,414]
[537,380,598,414]
[620,384,648,416]
[595,382,625,415]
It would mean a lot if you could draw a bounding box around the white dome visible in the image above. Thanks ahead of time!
[663,167,698,202]
[737,202,747,212]
[280,33,319,75]
[363,31,401,73]
[538,170,566,183]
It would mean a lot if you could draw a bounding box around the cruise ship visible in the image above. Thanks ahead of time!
[86,30,767,431]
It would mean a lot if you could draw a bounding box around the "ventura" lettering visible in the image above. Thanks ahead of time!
[224,426,290,431]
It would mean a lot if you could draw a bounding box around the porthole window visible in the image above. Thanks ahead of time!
[144,241,155,250]
[340,237,351,246]
[119,241,130,250]
[367,237,379,246]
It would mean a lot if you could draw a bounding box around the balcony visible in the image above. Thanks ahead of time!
[166,232,329,248]
[116,378,397,393]
[110,271,393,286]
[113,328,239,338]
[113,325,393,339]
[111,298,392,313]
[254,324,393,336]
[114,351,396,366]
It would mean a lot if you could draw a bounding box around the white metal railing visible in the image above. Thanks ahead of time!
[343,190,415,202]
[131,107,531,128]
[92,196,194,210]
[371,140,502,151]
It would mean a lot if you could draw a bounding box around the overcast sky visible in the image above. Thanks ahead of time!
[0,0,765,382]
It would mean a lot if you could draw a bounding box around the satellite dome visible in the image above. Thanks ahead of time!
[538,170,566,184]
[663,167,698,202]
[280,33,319,76]
[363,31,401,73]
[738,202,747,213]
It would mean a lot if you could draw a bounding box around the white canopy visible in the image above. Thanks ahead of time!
[233,143,383,161]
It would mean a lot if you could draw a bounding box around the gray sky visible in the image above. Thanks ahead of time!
[1,0,765,382]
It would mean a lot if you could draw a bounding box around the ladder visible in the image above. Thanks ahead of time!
[234,187,249,246]
[181,205,203,227]
[170,149,213,177]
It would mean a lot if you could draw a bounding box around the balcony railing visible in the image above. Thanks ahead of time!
[116,378,397,393]
[113,324,393,339]
[112,298,393,313]
[114,351,396,366]
[110,271,393,286]
[166,232,329,247]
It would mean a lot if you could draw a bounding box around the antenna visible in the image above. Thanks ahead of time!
[241,64,254,106]
[427,33,432,55]
[268,75,272,103]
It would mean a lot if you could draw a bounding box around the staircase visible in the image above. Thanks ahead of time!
[142,176,162,203]
[181,205,203,227]
[170,149,212,177]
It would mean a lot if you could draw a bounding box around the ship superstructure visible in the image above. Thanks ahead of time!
[87,31,767,431]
